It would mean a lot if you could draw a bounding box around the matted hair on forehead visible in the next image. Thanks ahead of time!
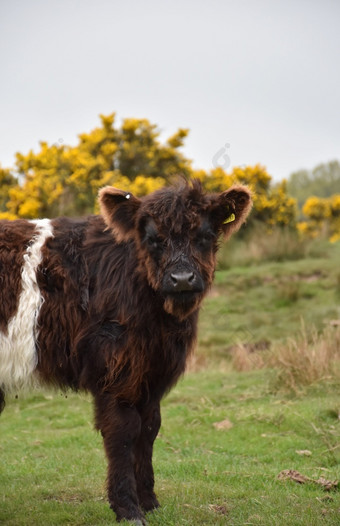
[138,178,211,233]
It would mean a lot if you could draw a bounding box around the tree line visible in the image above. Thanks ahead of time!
[0,113,339,242]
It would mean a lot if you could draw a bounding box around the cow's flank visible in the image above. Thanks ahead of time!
[0,219,53,391]
[0,179,252,524]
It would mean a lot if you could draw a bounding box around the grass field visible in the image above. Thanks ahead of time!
[1,239,339,525]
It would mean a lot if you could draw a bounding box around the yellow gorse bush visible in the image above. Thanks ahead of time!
[297,194,340,242]
[3,114,192,218]
[3,112,340,243]
[195,165,297,229]
[0,112,302,235]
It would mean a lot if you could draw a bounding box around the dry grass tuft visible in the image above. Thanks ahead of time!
[270,324,340,392]
[218,225,311,269]
[231,323,340,392]
[186,352,208,372]
[246,227,308,263]
[231,343,266,372]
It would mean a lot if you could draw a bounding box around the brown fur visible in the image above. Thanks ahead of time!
[0,220,36,333]
[0,180,252,523]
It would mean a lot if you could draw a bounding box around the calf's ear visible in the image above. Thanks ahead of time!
[211,185,252,240]
[98,186,141,242]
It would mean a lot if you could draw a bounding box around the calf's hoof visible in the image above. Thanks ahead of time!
[139,492,160,512]
[111,504,146,525]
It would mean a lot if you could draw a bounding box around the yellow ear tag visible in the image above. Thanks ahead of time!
[223,213,235,225]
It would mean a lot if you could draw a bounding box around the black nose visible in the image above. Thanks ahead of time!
[170,271,195,291]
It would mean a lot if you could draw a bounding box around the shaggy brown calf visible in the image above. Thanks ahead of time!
[0,180,252,524]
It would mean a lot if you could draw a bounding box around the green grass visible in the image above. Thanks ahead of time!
[1,372,339,525]
[199,241,340,361]
[1,241,340,525]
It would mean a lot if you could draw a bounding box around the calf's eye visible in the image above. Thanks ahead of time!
[147,236,163,250]
[195,231,215,250]
[141,218,164,253]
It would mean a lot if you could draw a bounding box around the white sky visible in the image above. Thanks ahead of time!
[0,0,339,180]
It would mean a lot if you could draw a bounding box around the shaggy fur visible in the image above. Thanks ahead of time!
[0,219,53,391]
[0,180,252,524]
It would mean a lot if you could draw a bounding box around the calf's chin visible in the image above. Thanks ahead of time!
[162,291,205,320]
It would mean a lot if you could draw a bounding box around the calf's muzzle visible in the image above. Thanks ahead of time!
[170,271,195,291]
[162,267,204,295]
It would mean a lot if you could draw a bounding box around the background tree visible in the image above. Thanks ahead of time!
[195,164,297,229]
[298,194,340,242]
[0,166,17,218]
[287,160,340,208]
[4,114,192,218]
[0,113,297,232]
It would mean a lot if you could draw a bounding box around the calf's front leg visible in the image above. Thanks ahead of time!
[135,401,161,512]
[94,394,145,523]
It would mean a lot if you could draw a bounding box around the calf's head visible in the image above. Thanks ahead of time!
[99,180,252,320]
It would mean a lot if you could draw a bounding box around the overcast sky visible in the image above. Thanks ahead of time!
[0,0,339,180]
